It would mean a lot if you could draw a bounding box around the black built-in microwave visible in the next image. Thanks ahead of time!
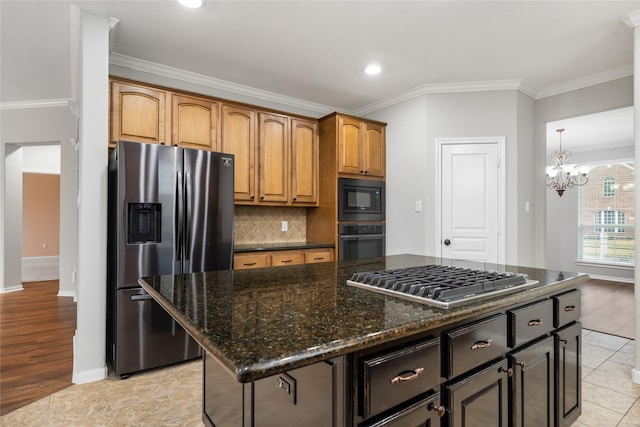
[338,178,385,222]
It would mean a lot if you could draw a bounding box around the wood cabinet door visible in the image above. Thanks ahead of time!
[510,336,554,427]
[111,81,166,145]
[258,113,289,203]
[363,122,385,178]
[171,94,218,151]
[555,322,581,426]
[338,116,363,175]
[445,359,510,427]
[222,105,256,202]
[291,118,318,205]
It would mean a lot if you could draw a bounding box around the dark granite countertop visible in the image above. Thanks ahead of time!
[234,241,334,252]
[139,254,588,383]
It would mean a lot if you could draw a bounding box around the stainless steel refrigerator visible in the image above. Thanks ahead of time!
[107,141,234,377]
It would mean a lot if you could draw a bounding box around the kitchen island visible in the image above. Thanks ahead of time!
[139,254,586,427]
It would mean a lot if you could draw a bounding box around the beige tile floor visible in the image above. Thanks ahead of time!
[1,329,640,426]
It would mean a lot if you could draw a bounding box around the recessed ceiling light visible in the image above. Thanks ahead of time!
[364,64,382,75]
[178,0,203,8]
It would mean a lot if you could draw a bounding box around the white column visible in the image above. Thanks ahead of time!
[72,8,110,384]
[626,9,640,384]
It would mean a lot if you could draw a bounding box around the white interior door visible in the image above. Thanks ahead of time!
[438,139,503,263]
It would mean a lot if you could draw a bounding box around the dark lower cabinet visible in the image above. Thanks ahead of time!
[362,392,442,427]
[510,336,555,427]
[555,322,582,426]
[444,359,510,427]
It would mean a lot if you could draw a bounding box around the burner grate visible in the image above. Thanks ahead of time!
[347,265,538,308]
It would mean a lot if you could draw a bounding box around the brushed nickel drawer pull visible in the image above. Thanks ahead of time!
[313,257,324,260]
[559,337,568,345]
[564,305,576,312]
[527,319,543,326]
[243,262,256,266]
[471,339,493,350]
[281,259,292,263]
[390,367,424,384]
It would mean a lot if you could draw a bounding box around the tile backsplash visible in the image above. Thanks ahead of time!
[234,206,306,245]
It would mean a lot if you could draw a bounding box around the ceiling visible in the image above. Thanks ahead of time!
[1,1,636,115]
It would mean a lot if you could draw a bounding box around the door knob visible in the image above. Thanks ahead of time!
[443,239,451,246]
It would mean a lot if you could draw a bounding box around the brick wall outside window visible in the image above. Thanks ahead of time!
[579,163,635,264]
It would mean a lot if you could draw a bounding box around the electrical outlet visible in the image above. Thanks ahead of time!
[42,243,47,249]
[281,221,288,231]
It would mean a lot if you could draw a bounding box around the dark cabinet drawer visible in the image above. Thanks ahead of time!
[362,392,443,427]
[553,290,581,328]
[361,337,440,419]
[444,313,507,379]
[508,299,554,348]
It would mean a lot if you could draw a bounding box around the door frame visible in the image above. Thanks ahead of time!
[435,137,506,264]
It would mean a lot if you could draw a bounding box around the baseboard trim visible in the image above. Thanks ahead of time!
[57,290,76,299]
[0,284,24,293]
[72,334,108,384]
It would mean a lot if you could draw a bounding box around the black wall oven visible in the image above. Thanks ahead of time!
[338,178,385,222]
[338,223,385,261]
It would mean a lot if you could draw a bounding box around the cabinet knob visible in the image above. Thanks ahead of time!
[250,196,255,200]
[260,196,264,200]
[428,403,447,417]
[292,197,297,201]
[498,366,514,377]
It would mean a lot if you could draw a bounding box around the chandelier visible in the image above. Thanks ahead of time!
[545,128,589,197]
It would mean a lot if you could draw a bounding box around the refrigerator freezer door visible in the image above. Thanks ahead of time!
[116,142,181,288]
[183,149,235,273]
[114,288,201,376]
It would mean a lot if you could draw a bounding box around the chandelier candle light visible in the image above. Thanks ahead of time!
[545,128,589,197]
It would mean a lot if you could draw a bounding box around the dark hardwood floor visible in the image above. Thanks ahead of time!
[577,278,634,340]
[0,280,76,416]
[0,277,633,416]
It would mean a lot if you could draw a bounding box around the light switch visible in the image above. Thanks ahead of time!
[415,201,423,212]
[281,221,288,231]
[525,201,530,213]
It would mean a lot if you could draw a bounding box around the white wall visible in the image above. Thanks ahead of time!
[536,76,634,279]
[368,89,537,267]
[72,8,110,384]
[1,106,76,295]
[366,96,428,256]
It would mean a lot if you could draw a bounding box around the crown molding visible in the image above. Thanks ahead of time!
[535,65,634,99]
[0,98,73,110]
[623,10,640,28]
[352,79,537,117]
[109,53,336,116]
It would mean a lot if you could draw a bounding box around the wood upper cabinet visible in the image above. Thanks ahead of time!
[221,104,256,202]
[337,115,385,178]
[291,118,318,205]
[363,121,385,177]
[171,94,219,151]
[258,113,289,203]
[111,81,167,145]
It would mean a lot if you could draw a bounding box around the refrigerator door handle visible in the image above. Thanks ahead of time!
[185,172,192,261]
[176,171,183,261]
[130,294,154,301]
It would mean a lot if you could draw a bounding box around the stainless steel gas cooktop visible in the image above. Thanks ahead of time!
[346,265,539,308]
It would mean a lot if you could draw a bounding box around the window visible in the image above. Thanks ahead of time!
[603,177,616,197]
[594,210,625,233]
[579,163,634,265]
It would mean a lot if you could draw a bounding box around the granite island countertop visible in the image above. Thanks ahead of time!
[139,254,588,383]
